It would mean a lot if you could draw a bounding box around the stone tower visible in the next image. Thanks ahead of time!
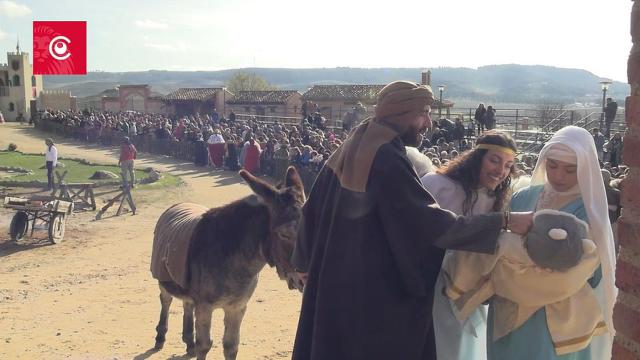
[0,40,44,121]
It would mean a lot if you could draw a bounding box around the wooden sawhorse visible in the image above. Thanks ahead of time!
[54,171,97,210]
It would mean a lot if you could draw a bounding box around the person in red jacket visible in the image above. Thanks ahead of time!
[119,136,137,188]
[242,137,261,175]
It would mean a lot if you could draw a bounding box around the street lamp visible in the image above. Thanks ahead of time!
[438,85,445,118]
[599,80,612,131]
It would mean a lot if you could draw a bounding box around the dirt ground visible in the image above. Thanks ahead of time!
[0,124,302,360]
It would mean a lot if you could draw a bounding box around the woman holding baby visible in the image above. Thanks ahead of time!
[488,126,616,360]
[422,126,616,360]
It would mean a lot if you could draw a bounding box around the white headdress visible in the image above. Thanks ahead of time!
[530,126,617,357]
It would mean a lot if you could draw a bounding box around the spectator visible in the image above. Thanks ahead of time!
[194,133,208,167]
[211,108,220,124]
[604,98,618,138]
[260,139,276,176]
[242,138,261,175]
[601,169,621,224]
[129,121,137,137]
[483,105,496,130]
[225,135,240,171]
[44,138,58,190]
[300,145,313,166]
[119,136,137,188]
[452,117,465,149]
[342,108,356,132]
[474,103,486,135]
[592,127,605,163]
[274,140,290,180]
[207,129,226,168]
[605,132,623,167]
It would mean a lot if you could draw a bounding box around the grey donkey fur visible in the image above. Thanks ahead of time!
[152,167,305,360]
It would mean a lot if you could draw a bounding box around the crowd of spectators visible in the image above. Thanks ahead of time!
[37,109,482,177]
[36,108,626,216]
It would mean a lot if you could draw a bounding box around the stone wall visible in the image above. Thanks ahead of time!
[39,89,75,111]
[613,1,640,359]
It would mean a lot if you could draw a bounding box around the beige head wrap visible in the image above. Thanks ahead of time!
[375,81,434,132]
[327,81,434,192]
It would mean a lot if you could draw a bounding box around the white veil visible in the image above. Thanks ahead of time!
[530,126,617,358]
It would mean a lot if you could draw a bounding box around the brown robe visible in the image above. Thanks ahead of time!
[291,136,503,360]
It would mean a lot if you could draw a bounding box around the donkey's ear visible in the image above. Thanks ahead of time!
[285,166,304,193]
[239,170,277,201]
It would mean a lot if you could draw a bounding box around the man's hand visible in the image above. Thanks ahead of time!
[508,212,534,235]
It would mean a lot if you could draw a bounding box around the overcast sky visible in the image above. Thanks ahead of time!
[0,0,631,82]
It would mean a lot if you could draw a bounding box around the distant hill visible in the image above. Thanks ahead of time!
[43,65,628,105]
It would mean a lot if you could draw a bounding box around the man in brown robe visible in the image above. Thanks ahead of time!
[291,81,533,360]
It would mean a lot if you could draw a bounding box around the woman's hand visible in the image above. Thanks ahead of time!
[507,212,534,235]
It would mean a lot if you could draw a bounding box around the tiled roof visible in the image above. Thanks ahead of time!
[163,88,222,101]
[301,85,385,102]
[302,84,453,107]
[227,90,300,105]
[99,88,119,97]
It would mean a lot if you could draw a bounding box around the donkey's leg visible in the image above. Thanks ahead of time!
[194,302,214,360]
[222,305,248,360]
[154,285,173,350]
[182,301,196,356]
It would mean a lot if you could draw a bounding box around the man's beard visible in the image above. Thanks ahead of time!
[401,126,425,147]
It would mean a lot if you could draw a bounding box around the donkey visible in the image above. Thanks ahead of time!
[150,166,305,360]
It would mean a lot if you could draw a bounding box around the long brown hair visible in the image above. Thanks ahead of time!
[437,130,517,214]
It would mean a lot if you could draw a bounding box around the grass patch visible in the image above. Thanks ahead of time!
[0,151,181,188]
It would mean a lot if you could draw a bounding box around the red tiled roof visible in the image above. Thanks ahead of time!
[163,88,222,102]
[302,84,453,107]
[227,90,301,105]
[302,85,384,102]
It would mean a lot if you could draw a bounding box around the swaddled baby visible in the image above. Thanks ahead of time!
[525,210,594,271]
[442,209,605,355]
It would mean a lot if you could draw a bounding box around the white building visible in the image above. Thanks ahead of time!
[0,42,43,121]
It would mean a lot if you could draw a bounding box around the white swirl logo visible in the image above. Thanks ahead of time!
[48,35,71,61]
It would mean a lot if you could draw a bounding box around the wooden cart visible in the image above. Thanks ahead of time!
[4,196,73,244]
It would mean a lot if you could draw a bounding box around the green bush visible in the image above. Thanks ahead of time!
[7,143,17,151]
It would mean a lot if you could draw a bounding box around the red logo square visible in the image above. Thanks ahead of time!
[33,21,87,75]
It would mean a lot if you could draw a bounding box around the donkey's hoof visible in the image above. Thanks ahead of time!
[154,341,165,350]
[186,346,196,357]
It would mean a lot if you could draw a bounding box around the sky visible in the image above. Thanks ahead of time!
[0,0,632,82]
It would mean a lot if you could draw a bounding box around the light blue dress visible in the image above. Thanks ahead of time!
[422,173,495,360]
[487,185,602,360]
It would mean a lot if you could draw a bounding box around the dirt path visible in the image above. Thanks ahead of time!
[0,124,302,360]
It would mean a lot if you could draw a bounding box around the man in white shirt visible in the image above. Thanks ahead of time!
[45,138,58,190]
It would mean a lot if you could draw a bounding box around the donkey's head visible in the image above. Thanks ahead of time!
[239,167,306,291]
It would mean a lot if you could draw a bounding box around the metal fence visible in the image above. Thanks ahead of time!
[232,105,626,135]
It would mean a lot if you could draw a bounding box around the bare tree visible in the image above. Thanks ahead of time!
[225,71,278,94]
[535,100,566,130]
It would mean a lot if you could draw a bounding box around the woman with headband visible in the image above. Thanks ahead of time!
[487,126,617,360]
[421,130,517,360]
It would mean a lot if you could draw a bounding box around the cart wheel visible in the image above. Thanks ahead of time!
[48,214,65,244]
[10,211,29,241]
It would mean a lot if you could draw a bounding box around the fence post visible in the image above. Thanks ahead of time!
[515,109,519,139]
[570,110,574,125]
